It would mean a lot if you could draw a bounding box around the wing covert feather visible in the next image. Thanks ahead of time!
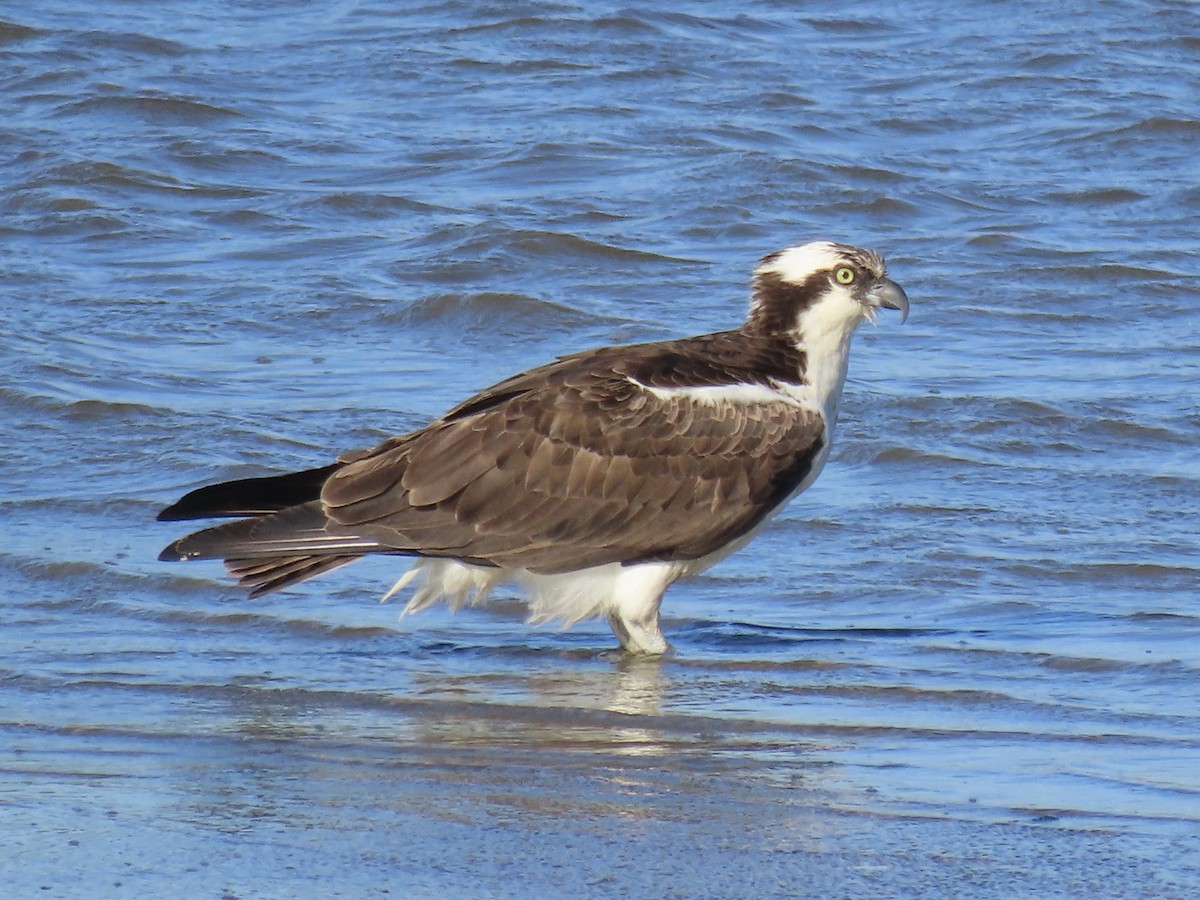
[320,336,825,573]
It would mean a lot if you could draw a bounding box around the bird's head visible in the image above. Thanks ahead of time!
[746,241,909,340]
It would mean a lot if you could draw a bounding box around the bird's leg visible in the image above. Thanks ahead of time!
[607,608,669,655]
[606,563,673,655]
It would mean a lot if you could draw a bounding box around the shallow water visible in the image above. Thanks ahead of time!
[3,1,1200,896]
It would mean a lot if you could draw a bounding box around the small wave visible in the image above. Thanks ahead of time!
[389,290,619,334]
[1129,611,1200,623]
[1044,115,1200,155]
[798,684,1027,709]
[1020,51,1086,71]
[53,94,244,124]
[21,589,399,642]
[824,163,910,185]
[1028,262,1182,284]
[1045,187,1149,204]
[71,29,190,58]
[868,445,994,467]
[0,386,169,421]
[890,394,1066,422]
[995,559,1200,587]
[5,559,199,605]
[9,558,105,583]
[892,501,1000,516]
[966,232,1021,249]
[591,13,672,38]
[1090,417,1188,444]
[676,656,851,673]
[444,15,577,38]
[805,16,894,35]
[166,144,286,177]
[0,19,42,44]
[678,620,954,652]
[1106,116,1200,139]
[442,54,592,76]
[306,191,449,220]
[927,642,1196,680]
[1038,655,1127,673]
[156,607,399,641]
[505,229,698,265]
[390,222,697,288]
[37,159,259,201]
[846,196,921,215]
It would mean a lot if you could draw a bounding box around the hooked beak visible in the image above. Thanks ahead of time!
[868,277,909,324]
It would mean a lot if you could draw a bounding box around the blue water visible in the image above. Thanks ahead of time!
[3,2,1199,897]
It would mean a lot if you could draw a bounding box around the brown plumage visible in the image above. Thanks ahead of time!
[158,240,908,653]
[161,332,825,586]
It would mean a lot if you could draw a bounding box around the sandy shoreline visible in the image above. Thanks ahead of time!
[6,715,1198,899]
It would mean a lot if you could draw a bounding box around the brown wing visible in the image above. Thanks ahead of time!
[320,336,825,574]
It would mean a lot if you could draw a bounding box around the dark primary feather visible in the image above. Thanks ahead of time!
[159,329,825,592]
[157,464,339,521]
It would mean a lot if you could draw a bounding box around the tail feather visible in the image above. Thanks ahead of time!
[158,501,383,562]
[157,464,340,522]
[227,554,361,597]
[158,465,409,596]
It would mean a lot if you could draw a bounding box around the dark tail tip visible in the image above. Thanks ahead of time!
[158,541,187,562]
[157,464,340,522]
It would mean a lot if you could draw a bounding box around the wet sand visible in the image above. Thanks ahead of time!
[8,691,1199,899]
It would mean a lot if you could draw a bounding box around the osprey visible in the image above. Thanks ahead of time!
[158,241,908,654]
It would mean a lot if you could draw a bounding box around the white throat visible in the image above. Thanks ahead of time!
[786,294,868,430]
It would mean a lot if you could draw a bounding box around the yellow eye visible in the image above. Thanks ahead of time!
[834,266,855,285]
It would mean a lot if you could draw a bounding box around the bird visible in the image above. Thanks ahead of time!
[158,241,908,654]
